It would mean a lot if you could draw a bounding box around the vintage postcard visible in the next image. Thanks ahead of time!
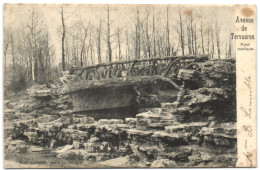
[3,4,256,168]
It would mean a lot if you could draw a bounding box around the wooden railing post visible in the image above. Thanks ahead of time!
[164,59,174,77]
[129,60,136,76]
[108,65,113,78]
[149,60,156,76]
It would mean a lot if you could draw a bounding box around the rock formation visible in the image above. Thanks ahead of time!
[4,60,236,168]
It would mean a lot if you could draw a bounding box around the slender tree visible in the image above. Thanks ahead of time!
[178,6,185,55]
[135,8,141,59]
[10,33,16,71]
[200,20,205,54]
[145,9,151,58]
[4,29,10,76]
[80,23,89,66]
[97,19,102,64]
[187,26,192,55]
[61,7,66,71]
[106,7,112,62]
[152,8,156,57]
[215,21,221,59]
[190,10,194,55]
[207,23,210,55]
[125,29,129,61]
[166,6,171,56]
[194,24,197,55]
[210,25,215,58]
[117,28,122,61]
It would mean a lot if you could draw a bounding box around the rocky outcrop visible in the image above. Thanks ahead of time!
[4,60,236,168]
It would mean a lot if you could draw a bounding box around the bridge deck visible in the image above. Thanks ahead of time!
[58,75,181,95]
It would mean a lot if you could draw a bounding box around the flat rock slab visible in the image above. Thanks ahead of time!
[4,109,15,114]
[126,129,153,136]
[58,75,179,94]
[98,156,129,168]
[98,119,124,124]
[165,122,209,133]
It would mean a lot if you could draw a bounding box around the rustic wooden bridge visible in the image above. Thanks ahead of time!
[66,55,209,117]
[69,55,209,81]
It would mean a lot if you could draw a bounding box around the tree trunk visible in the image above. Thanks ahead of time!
[215,22,221,60]
[61,7,66,71]
[166,6,170,56]
[211,25,215,58]
[153,8,156,57]
[117,29,122,61]
[146,11,151,58]
[125,30,129,61]
[187,26,192,55]
[135,9,141,59]
[207,24,210,55]
[107,7,112,62]
[97,19,102,64]
[190,11,194,55]
[200,20,205,54]
[194,24,197,55]
[179,6,185,55]
[81,25,88,66]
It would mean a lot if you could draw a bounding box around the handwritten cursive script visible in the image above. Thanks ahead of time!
[243,152,253,166]
[244,76,252,107]
[240,107,252,119]
[243,125,253,137]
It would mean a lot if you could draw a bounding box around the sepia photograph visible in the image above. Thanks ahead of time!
[3,4,256,168]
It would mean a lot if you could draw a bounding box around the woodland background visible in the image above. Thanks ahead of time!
[3,4,236,94]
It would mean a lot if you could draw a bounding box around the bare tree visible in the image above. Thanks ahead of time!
[194,23,197,55]
[210,24,215,58]
[135,8,141,59]
[26,8,43,82]
[187,26,192,55]
[65,37,70,67]
[117,28,122,61]
[22,8,55,83]
[80,23,89,66]
[3,29,10,76]
[207,23,210,55]
[60,7,77,69]
[157,31,161,57]
[152,7,156,57]
[97,19,102,64]
[61,7,66,71]
[215,21,221,59]
[106,7,112,62]
[145,9,151,58]
[178,6,185,55]
[200,20,205,54]
[10,32,16,72]
[166,6,171,56]
[189,10,194,55]
[125,29,129,61]
[89,30,94,64]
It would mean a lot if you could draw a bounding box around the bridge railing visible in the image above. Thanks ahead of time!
[69,55,209,80]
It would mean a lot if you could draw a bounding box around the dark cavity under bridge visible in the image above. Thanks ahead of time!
[66,55,209,119]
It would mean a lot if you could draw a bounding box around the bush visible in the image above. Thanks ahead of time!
[5,67,28,93]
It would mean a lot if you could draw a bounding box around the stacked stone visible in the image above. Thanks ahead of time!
[4,60,237,167]
[55,118,133,162]
[117,60,237,167]
[177,60,236,121]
